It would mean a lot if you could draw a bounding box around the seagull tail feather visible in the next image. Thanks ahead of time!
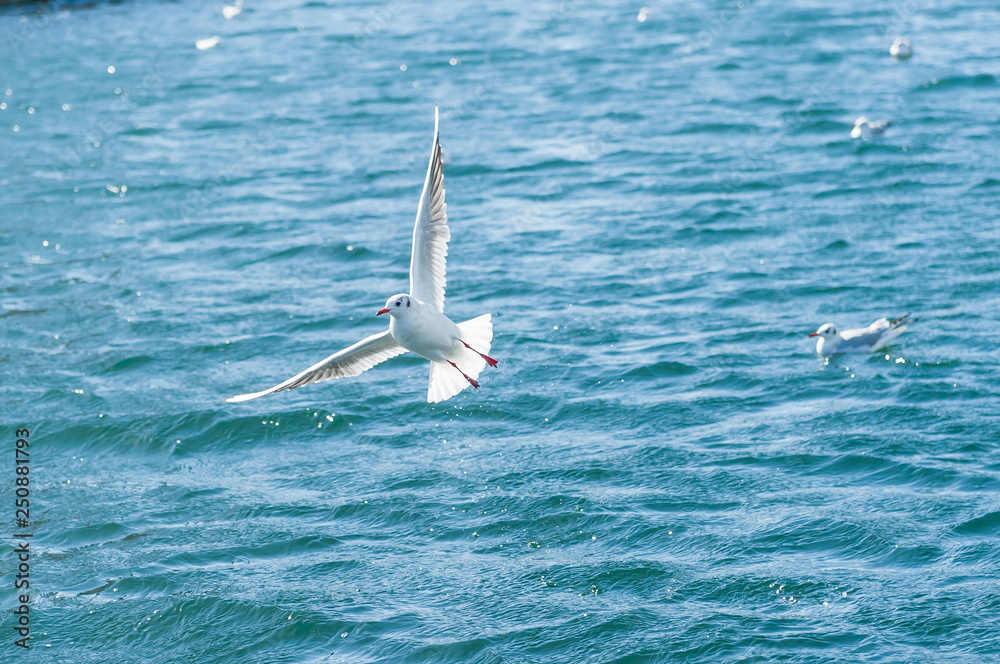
[874,314,916,351]
[426,314,494,403]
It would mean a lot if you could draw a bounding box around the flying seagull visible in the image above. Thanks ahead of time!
[809,314,915,355]
[226,106,497,404]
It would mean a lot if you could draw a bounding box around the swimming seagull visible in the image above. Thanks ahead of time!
[851,116,892,139]
[222,0,243,20]
[809,314,916,354]
[195,36,221,51]
[890,37,912,59]
[226,106,497,404]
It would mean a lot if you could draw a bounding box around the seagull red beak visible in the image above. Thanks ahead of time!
[808,332,819,337]
[376,308,390,316]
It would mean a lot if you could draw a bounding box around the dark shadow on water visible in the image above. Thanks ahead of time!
[0,0,126,13]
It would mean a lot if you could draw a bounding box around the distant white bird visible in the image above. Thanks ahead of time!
[195,36,220,51]
[890,37,912,59]
[851,116,892,139]
[222,0,243,20]
[226,107,497,404]
[809,314,915,354]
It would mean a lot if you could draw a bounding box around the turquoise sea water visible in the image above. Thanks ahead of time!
[2,0,1000,661]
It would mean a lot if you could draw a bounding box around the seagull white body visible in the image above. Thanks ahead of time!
[195,36,221,51]
[890,37,912,59]
[226,107,497,404]
[851,116,892,139]
[385,296,461,363]
[809,314,915,355]
[222,1,243,20]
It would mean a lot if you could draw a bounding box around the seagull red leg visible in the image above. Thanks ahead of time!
[448,361,479,388]
[461,340,498,367]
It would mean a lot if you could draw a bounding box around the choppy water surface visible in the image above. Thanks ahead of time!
[2,1,1000,662]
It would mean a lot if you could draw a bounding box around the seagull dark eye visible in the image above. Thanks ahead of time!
[395,301,401,307]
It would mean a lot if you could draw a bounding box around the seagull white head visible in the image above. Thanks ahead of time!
[809,322,841,353]
[810,323,838,339]
[376,293,413,317]
[850,117,869,139]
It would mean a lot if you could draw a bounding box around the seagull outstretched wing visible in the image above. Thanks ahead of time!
[408,105,450,313]
[225,330,406,402]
